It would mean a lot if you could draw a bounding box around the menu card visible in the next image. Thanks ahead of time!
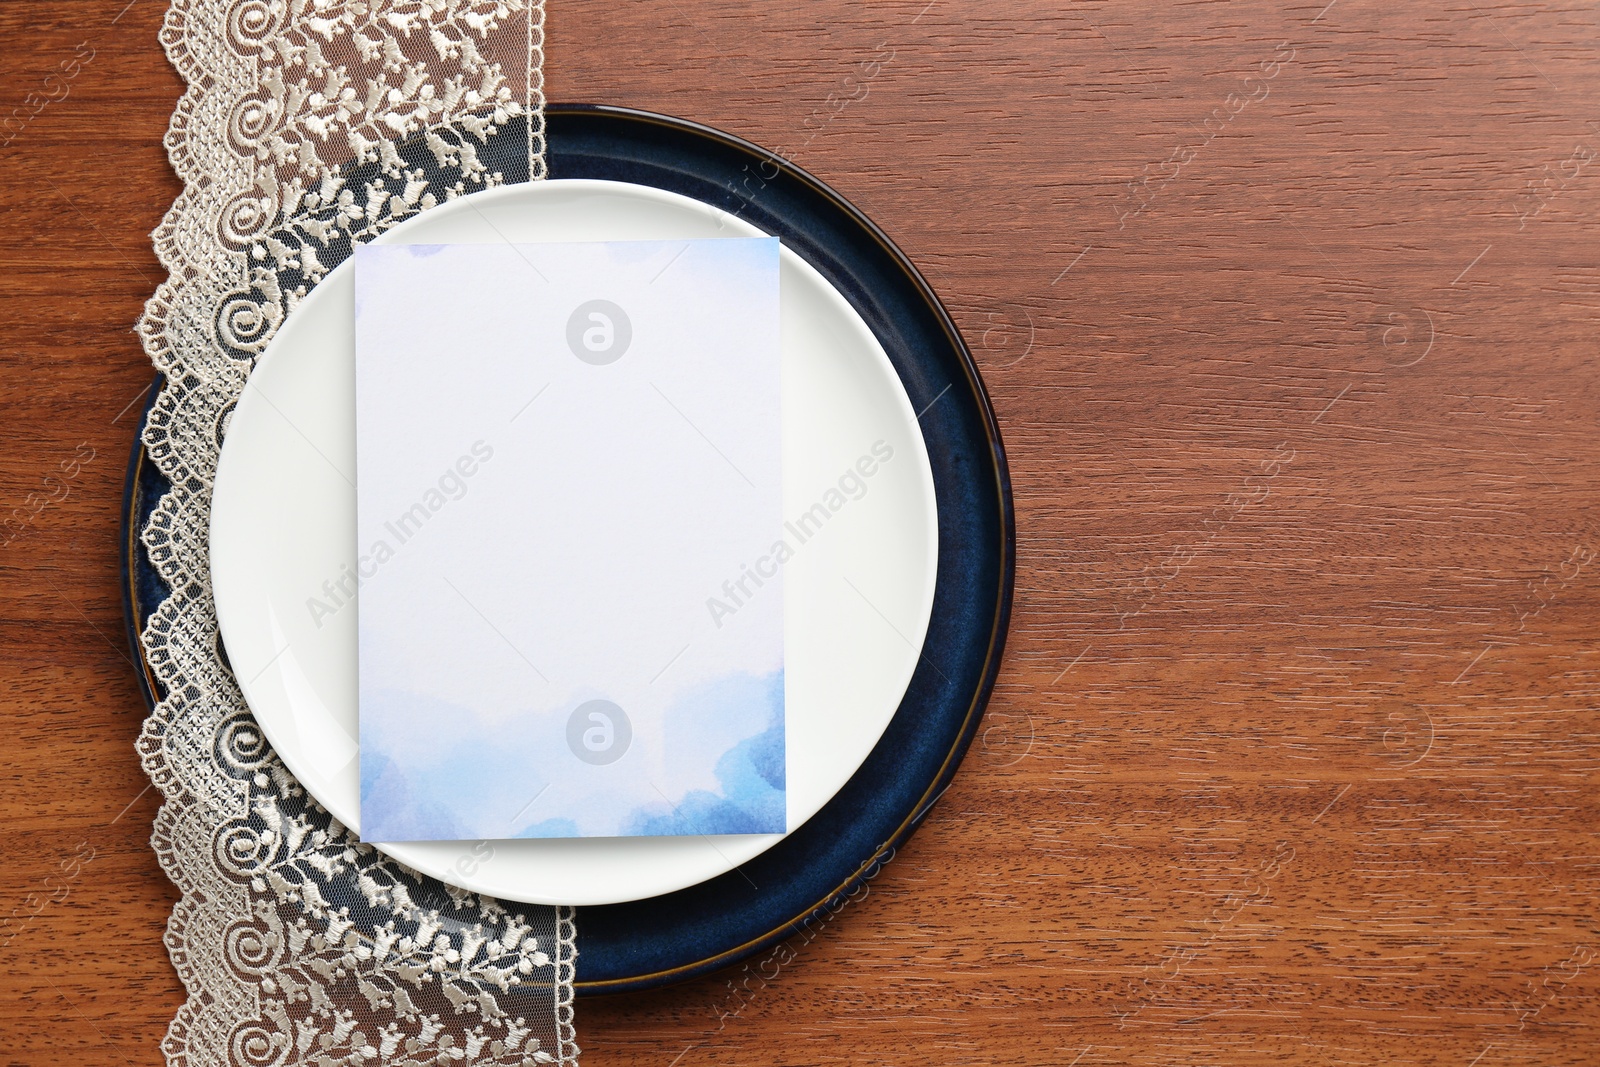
[354,237,785,842]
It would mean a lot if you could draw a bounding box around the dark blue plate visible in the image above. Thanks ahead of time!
[122,104,1014,996]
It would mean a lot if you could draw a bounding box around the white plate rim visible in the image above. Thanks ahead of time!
[210,178,939,904]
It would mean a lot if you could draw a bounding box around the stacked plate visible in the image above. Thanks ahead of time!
[123,106,1013,994]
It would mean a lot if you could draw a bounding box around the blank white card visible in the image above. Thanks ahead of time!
[353,237,784,842]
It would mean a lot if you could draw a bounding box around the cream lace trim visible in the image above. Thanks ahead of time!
[136,2,575,1063]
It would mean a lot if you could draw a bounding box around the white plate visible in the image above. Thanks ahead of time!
[210,180,938,906]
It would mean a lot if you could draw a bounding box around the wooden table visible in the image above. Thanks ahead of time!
[3,1,1597,1063]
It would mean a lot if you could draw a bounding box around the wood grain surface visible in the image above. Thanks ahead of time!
[3,1,1598,1063]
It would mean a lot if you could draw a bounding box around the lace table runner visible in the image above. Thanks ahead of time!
[135,2,577,1063]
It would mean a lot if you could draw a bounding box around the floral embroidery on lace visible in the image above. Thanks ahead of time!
[135,2,574,1063]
